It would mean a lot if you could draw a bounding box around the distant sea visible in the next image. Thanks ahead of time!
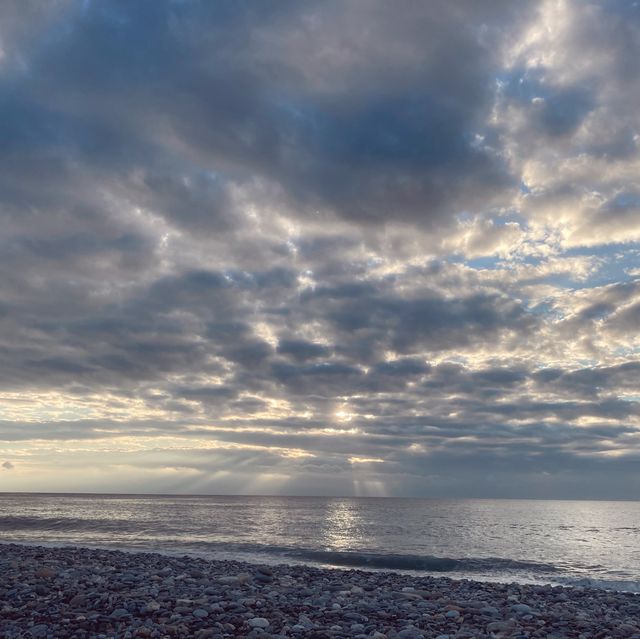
[1,494,639,592]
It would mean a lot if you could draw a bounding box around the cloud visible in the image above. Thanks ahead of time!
[0,1,638,497]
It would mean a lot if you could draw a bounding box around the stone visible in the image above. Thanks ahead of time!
[144,600,161,613]
[249,617,270,629]
[193,608,209,618]
[110,607,132,620]
[29,624,49,638]
[487,620,517,633]
[69,594,87,607]
[511,603,533,614]
[35,567,55,579]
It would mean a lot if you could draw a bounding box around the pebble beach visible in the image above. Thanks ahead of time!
[1,544,640,639]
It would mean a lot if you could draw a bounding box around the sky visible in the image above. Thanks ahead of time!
[0,0,639,499]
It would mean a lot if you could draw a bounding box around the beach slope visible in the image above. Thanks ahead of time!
[1,543,639,638]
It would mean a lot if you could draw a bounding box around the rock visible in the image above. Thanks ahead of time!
[297,614,316,629]
[29,624,49,638]
[511,603,533,614]
[35,567,55,579]
[69,594,86,607]
[193,608,209,618]
[487,620,517,633]
[445,610,460,619]
[110,607,132,620]
[144,600,161,613]
[249,617,270,629]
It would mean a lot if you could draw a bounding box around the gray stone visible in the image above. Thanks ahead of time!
[110,607,132,620]
[249,617,270,629]
[487,620,517,632]
[193,608,209,618]
[511,603,534,614]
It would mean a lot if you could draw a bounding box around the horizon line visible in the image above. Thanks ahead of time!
[1,491,639,503]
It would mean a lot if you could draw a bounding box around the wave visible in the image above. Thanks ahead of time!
[554,576,640,593]
[282,549,560,574]
[0,515,142,534]
[152,540,560,575]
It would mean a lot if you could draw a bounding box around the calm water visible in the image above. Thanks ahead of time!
[1,494,639,591]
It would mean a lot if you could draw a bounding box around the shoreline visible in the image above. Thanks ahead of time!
[1,543,639,639]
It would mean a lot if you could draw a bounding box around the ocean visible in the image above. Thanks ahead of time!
[1,493,639,592]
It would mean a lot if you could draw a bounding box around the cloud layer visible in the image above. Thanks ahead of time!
[1,0,639,497]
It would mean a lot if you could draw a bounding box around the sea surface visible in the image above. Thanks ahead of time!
[1,493,639,591]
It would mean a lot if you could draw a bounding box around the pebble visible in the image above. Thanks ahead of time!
[0,543,638,639]
[511,602,534,614]
[249,617,270,628]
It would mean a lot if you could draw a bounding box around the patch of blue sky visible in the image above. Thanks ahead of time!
[540,273,593,290]
[527,300,562,319]
[563,243,640,287]
[575,358,601,368]
[495,67,544,102]
[495,210,529,229]
[612,345,640,358]
[449,255,506,270]
[605,192,640,210]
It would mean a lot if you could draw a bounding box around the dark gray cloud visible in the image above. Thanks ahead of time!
[0,0,531,231]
